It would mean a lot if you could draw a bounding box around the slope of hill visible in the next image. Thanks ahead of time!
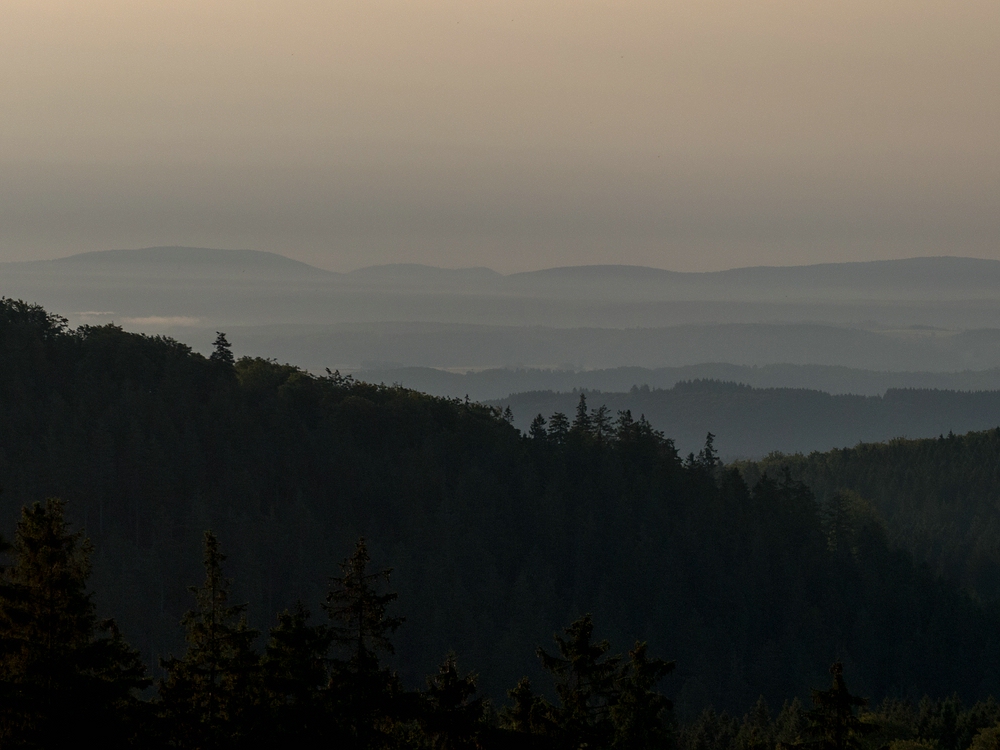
[2,297,997,711]
[10,246,336,280]
[741,429,1000,605]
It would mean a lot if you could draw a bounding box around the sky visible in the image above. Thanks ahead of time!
[1,1,998,273]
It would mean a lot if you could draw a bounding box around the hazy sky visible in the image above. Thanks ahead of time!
[1,1,997,272]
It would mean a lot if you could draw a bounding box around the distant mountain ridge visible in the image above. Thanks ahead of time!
[14,246,337,279]
[6,247,1000,296]
[7,249,1000,363]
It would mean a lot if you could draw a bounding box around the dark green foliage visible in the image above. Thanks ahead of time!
[0,498,149,748]
[261,602,331,745]
[419,655,487,750]
[791,663,874,750]
[537,614,622,748]
[572,393,592,434]
[158,532,261,749]
[611,642,676,750]
[210,332,235,368]
[529,414,548,440]
[509,615,675,749]
[1,297,999,711]
[744,430,1000,606]
[326,538,407,748]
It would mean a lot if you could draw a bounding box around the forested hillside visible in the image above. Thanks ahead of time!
[742,431,1000,603]
[2,297,999,718]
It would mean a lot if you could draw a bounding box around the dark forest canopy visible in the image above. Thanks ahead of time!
[741,430,1000,604]
[3,297,1000,726]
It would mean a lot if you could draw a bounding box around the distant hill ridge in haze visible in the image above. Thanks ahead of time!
[8,248,1000,345]
[352,362,1000,401]
[34,246,336,279]
[7,247,1000,297]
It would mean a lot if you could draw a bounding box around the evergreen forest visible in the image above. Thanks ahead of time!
[6,297,1000,748]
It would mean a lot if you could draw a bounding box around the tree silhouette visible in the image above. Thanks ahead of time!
[0,498,148,748]
[785,662,874,750]
[210,332,235,367]
[420,654,487,750]
[610,641,675,750]
[537,614,621,748]
[325,537,406,748]
[159,531,261,749]
[262,602,332,745]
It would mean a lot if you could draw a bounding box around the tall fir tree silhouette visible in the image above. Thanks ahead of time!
[159,531,261,749]
[325,537,406,749]
[420,654,487,750]
[536,614,621,749]
[784,663,874,750]
[0,498,148,748]
[210,332,235,368]
[262,601,332,745]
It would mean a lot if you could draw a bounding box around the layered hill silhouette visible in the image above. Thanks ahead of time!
[8,247,1000,374]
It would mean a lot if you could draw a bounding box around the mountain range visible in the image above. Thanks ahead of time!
[7,247,1000,375]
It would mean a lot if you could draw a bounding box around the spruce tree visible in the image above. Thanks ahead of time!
[501,677,553,736]
[262,602,332,746]
[536,614,621,748]
[548,412,571,444]
[572,393,592,434]
[529,414,548,440]
[420,654,487,750]
[788,663,874,750]
[592,405,612,440]
[210,332,235,367]
[159,531,261,749]
[325,537,406,749]
[610,641,675,750]
[0,498,149,748]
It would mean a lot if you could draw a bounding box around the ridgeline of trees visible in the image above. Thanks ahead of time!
[0,498,676,747]
[494,382,1000,458]
[5,500,1000,750]
[3,297,1000,727]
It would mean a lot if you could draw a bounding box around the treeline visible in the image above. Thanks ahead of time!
[495,381,1000,458]
[0,498,675,748]
[1,297,999,712]
[7,499,1000,750]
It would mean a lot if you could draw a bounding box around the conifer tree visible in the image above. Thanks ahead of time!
[786,663,874,750]
[210,332,235,367]
[159,531,261,749]
[610,641,675,750]
[548,412,571,444]
[529,414,548,440]
[501,677,553,736]
[614,409,635,441]
[420,654,487,750]
[537,614,621,748]
[0,498,149,748]
[325,537,406,749]
[592,405,612,440]
[262,602,332,745]
[572,394,592,434]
